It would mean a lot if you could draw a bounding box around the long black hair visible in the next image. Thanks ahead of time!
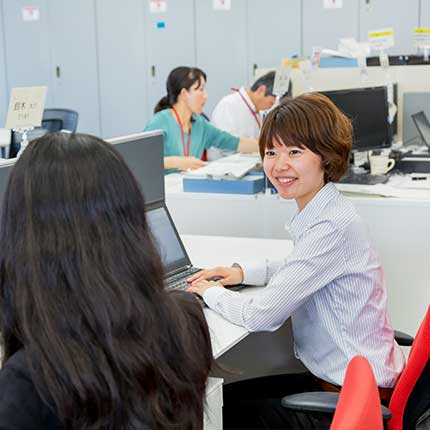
[154,66,207,113]
[0,132,212,429]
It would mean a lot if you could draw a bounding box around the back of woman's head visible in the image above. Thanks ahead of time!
[0,132,212,429]
[154,66,207,113]
[259,92,352,182]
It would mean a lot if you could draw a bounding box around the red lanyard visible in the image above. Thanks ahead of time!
[231,87,261,128]
[171,106,191,156]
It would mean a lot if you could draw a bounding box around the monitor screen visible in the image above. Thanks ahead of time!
[145,205,189,275]
[108,131,164,205]
[412,111,430,150]
[320,86,391,151]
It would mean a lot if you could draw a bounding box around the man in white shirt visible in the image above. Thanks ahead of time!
[207,71,279,160]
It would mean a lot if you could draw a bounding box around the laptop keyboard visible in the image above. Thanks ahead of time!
[166,267,201,291]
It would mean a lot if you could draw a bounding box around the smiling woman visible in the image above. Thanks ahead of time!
[187,93,405,429]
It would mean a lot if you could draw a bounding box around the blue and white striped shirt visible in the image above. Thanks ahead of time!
[204,182,405,387]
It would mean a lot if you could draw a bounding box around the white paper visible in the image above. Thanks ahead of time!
[149,0,167,13]
[413,28,430,48]
[6,86,47,130]
[323,0,343,9]
[368,28,395,51]
[213,0,231,11]
[22,6,40,21]
[273,66,291,97]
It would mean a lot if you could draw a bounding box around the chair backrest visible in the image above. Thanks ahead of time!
[42,109,79,132]
[330,355,383,430]
[388,306,430,430]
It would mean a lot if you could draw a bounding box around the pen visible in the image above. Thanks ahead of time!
[412,176,427,181]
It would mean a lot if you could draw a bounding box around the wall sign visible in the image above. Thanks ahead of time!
[149,0,167,13]
[213,0,231,11]
[323,0,343,9]
[22,6,40,21]
[368,28,395,51]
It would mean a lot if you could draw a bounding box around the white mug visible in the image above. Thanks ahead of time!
[369,155,395,176]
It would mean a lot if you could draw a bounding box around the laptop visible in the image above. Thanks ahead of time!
[146,202,244,292]
[146,203,200,290]
[412,111,430,153]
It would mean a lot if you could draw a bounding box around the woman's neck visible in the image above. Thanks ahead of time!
[172,102,192,132]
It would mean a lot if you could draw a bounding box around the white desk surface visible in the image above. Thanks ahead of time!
[181,234,293,359]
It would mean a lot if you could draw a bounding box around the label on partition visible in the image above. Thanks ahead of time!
[149,0,167,13]
[273,66,291,97]
[323,0,343,9]
[21,6,40,21]
[5,86,47,130]
[413,28,430,48]
[368,28,395,51]
[213,0,231,11]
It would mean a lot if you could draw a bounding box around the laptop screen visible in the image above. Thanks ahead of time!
[412,111,430,150]
[146,205,190,275]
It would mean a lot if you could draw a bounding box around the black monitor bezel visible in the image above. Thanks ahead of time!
[321,86,392,152]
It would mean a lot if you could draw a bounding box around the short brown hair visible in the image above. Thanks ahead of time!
[259,92,352,182]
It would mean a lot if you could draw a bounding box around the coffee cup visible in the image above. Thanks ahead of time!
[369,154,395,176]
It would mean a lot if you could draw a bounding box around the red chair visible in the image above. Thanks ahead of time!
[330,355,383,430]
[388,305,430,430]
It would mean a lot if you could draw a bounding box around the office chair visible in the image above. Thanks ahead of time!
[42,108,79,133]
[281,307,430,430]
[330,356,384,430]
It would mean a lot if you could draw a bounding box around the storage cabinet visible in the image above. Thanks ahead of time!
[359,0,420,55]
[195,0,247,115]
[247,0,301,83]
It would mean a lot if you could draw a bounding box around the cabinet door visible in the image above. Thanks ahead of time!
[96,0,147,138]
[143,0,196,118]
[48,0,101,135]
[0,2,8,127]
[303,0,359,56]
[420,0,430,27]
[247,0,301,82]
[195,0,247,115]
[359,0,420,55]
[2,0,53,106]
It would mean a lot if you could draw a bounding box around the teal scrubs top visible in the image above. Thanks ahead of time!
[144,109,240,174]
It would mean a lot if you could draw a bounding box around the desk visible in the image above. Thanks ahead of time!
[186,235,304,430]
[167,174,430,339]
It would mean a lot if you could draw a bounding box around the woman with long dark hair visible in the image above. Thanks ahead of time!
[0,132,212,429]
[144,66,258,173]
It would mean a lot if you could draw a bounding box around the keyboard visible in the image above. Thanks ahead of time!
[185,159,258,179]
[166,267,201,291]
[338,172,388,185]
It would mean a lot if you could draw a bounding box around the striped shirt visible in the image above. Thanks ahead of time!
[204,182,405,387]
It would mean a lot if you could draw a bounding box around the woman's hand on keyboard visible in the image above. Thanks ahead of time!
[187,266,244,287]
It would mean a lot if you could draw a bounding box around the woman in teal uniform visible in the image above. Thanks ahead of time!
[144,66,258,173]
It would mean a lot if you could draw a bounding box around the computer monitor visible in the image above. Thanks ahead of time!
[320,86,392,152]
[0,160,16,217]
[108,131,164,205]
[411,111,430,152]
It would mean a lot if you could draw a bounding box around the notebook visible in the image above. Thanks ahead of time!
[146,203,244,292]
[146,204,200,290]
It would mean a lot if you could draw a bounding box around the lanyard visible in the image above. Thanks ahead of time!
[171,106,191,156]
[231,87,261,128]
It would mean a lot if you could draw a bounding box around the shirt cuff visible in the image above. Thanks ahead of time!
[203,286,227,308]
[238,260,268,286]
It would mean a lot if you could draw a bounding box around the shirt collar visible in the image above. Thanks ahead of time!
[238,87,257,113]
[288,182,339,240]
